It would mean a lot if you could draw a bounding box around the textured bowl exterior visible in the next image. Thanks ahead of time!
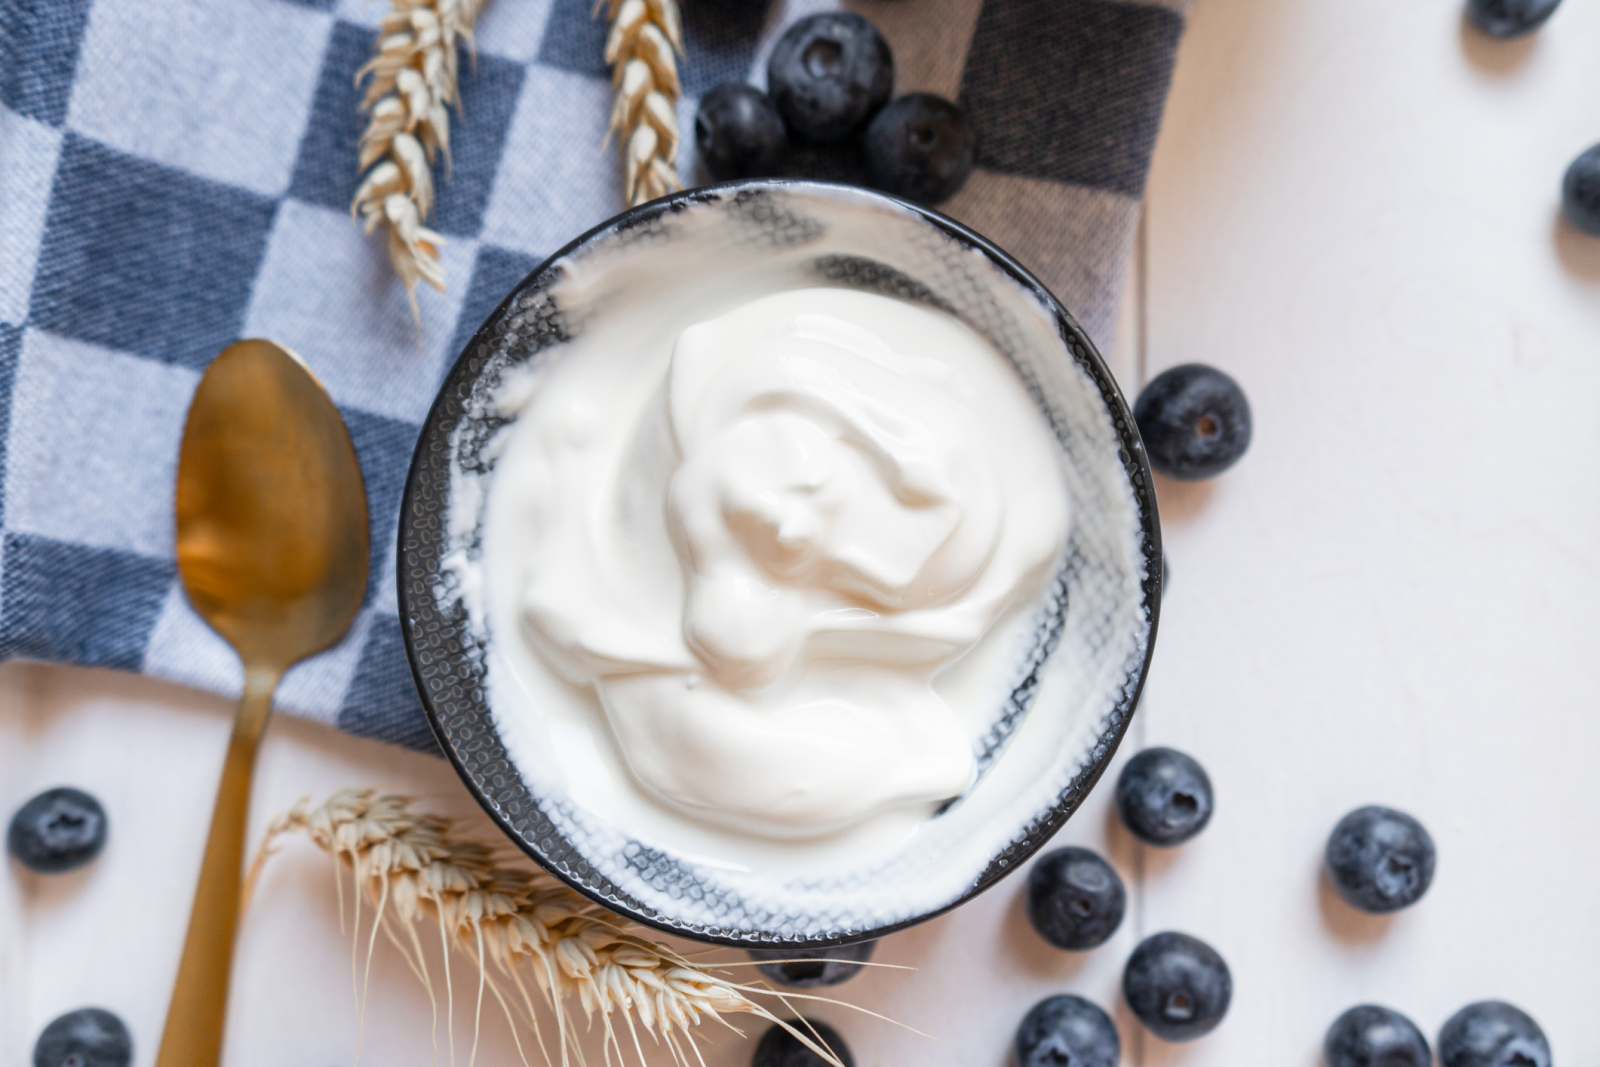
[398,179,1161,947]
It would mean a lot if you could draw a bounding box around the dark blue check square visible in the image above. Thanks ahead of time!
[0,324,18,527]
[290,20,524,238]
[0,533,174,671]
[431,50,525,236]
[28,134,277,370]
[287,21,371,213]
[340,406,420,604]
[449,244,542,362]
[339,613,438,753]
[0,0,93,127]
[536,0,610,79]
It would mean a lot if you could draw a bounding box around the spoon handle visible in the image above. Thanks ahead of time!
[155,665,282,1067]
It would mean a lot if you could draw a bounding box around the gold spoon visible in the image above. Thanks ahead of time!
[156,339,369,1067]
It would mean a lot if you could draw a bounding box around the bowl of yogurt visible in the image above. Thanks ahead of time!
[399,180,1160,946]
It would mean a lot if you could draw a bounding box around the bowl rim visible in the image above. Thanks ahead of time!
[398,177,1162,947]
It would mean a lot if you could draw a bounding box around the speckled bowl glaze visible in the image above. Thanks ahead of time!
[398,180,1161,948]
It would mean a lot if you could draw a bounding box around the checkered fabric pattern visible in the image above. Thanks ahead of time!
[0,0,1186,752]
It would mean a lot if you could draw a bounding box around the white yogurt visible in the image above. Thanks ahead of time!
[488,288,1069,840]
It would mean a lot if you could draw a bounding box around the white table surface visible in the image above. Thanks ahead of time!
[6,0,1600,1062]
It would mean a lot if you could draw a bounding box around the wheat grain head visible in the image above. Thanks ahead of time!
[352,0,487,323]
[603,0,685,206]
[257,789,858,1067]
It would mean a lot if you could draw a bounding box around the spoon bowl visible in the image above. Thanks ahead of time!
[175,340,368,668]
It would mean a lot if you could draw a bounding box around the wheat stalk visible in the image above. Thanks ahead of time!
[603,0,684,206]
[250,789,869,1067]
[352,0,487,323]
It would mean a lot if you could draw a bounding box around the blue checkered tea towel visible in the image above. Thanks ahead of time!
[0,0,1185,751]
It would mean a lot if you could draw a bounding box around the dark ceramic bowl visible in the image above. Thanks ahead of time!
[398,180,1160,947]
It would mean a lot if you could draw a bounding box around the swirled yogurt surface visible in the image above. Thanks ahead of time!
[489,288,1069,840]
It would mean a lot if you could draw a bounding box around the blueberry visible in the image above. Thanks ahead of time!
[1115,747,1214,848]
[1438,1002,1551,1067]
[1465,0,1561,38]
[751,1019,854,1067]
[1324,806,1436,914]
[1324,1005,1431,1067]
[766,14,893,142]
[863,93,974,205]
[748,940,876,987]
[1015,995,1120,1067]
[696,83,788,181]
[8,788,107,874]
[1562,143,1600,236]
[1122,932,1232,1042]
[1026,847,1126,950]
[1133,364,1252,481]
[33,1008,132,1067]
